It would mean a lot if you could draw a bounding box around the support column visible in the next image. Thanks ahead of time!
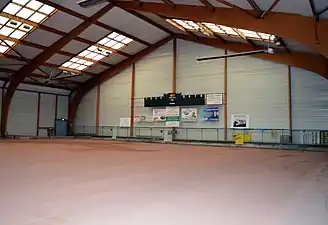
[130,63,136,137]
[287,65,293,131]
[95,84,101,135]
[224,49,228,140]
[172,38,177,93]
[36,93,41,136]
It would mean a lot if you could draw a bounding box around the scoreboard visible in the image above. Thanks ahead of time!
[144,93,205,107]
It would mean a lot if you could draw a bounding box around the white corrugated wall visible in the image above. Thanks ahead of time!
[227,53,289,129]
[134,40,173,128]
[7,90,38,136]
[75,87,97,133]
[57,95,68,120]
[38,94,56,137]
[291,67,328,130]
[176,39,225,137]
[177,39,225,94]
[100,66,131,126]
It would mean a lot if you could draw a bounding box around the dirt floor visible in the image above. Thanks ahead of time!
[0,139,328,225]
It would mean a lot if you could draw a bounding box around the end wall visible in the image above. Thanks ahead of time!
[74,39,328,134]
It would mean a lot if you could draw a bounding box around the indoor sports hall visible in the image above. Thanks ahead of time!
[0,0,327,225]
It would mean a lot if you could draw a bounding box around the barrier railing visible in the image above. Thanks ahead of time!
[74,126,328,146]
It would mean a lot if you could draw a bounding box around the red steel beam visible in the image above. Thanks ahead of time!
[0,4,114,137]
[115,2,328,58]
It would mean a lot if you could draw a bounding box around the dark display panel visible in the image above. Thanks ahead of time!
[144,93,205,107]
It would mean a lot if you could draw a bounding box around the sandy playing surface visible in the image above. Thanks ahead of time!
[0,139,327,225]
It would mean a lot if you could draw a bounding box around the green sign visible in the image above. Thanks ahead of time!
[166,116,180,121]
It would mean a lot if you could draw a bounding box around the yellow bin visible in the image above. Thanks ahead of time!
[235,134,244,145]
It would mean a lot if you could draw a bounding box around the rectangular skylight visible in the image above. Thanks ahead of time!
[60,32,134,72]
[0,0,56,53]
[169,19,275,42]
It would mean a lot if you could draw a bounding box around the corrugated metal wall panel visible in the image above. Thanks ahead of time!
[57,95,68,120]
[291,67,328,130]
[100,67,131,126]
[134,41,173,124]
[39,94,56,128]
[176,39,225,93]
[75,88,97,127]
[176,39,225,130]
[7,91,38,136]
[227,54,288,129]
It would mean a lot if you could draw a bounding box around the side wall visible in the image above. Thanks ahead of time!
[2,84,69,136]
[74,39,328,136]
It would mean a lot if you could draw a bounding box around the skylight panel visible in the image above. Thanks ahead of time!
[112,43,124,50]
[7,20,21,29]
[0,26,14,36]
[122,38,133,44]
[26,0,43,10]
[93,54,105,61]
[0,16,9,25]
[13,0,29,5]
[0,45,9,53]
[38,5,55,15]
[10,30,26,39]
[16,7,34,19]
[29,12,46,23]
[60,32,134,72]
[3,3,22,15]
[108,32,119,39]
[167,19,276,43]
[0,0,57,54]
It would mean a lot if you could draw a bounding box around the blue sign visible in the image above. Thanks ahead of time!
[202,107,219,121]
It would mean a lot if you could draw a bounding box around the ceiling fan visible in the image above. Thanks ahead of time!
[197,47,275,62]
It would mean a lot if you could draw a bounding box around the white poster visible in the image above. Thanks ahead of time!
[152,108,166,122]
[134,116,153,124]
[231,114,250,129]
[181,108,197,122]
[119,117,131,127]
[165,106,180,127]
[206,93,223,105]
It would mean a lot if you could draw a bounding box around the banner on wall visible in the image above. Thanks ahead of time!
[119,118,131,127]
[152,109,166,122]
[181,108,197,122]
[202,107,219,121]
[231,114,250,129]
[134,116,153,124]
[206,93,223,105]
[165,106,180,127]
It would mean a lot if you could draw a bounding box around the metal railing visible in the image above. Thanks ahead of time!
[73,125,328,146]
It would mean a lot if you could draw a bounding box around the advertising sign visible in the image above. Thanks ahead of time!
[202,107,219,121]
[165,106,180,127]
[152,108,166,122]
[181,108,197,122]
[206,93,223,105]
[231,114,250,129]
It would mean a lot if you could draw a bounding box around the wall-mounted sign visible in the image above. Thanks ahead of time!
[181,108,197,122]
[152,109,166,122]
[206,93,223,105]
[119,118,131,127]
[202,107,219,121]
[165,106,180,127]
[231,114,250,129]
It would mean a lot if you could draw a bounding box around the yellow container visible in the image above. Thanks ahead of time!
[235,134,244,145]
